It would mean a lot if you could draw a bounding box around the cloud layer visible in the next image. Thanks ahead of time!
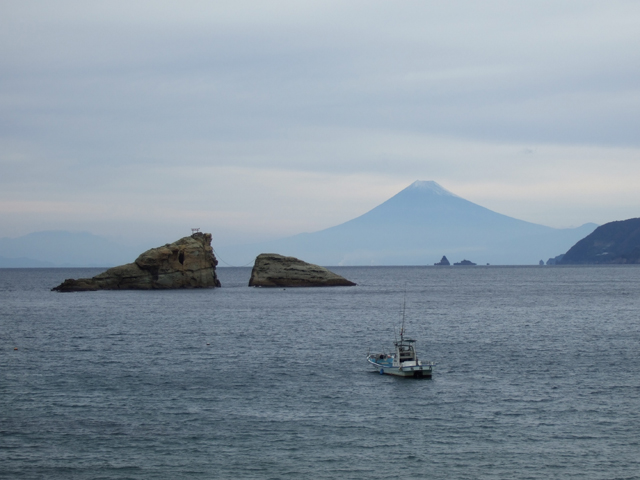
[2,1,639,245]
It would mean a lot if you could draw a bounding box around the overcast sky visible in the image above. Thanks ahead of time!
[2,1,639,246]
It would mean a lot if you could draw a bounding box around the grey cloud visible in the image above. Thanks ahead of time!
[3,1,639,150]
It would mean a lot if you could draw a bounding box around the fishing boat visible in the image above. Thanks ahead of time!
[366,296,435,378]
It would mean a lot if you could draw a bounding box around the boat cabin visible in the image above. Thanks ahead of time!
[394,339,417,364]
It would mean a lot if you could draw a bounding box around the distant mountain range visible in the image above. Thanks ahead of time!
[216,181,598,266]
[0,231,147,268]
[559,218,640,264]
[0,181,600,267]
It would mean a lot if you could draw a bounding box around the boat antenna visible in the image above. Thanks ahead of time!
[400,286,407,342]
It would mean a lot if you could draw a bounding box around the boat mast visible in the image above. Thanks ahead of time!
[400,290,406,343]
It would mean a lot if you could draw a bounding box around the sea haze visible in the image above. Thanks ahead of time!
[0,182,598,268]
[2,266,639,479]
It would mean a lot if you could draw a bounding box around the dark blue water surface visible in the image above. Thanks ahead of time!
[1,266,640,479]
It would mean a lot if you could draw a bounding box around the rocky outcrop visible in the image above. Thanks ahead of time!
[434,255,450,265]
[52,232,221,291]
[546,254,564,265]
[559,218,640,264]
[248,253,356,287]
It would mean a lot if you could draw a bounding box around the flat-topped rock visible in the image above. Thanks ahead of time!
[248,253,356,287]
[52,232,221,291]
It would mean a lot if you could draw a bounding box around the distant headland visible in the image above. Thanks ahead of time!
[557,218,640,264]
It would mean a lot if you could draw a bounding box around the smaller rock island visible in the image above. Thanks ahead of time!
[249,253,356,287]
[52,232,221,292]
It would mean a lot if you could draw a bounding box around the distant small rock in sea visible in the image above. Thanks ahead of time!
[434,255,450,266]
[453,259,476,266]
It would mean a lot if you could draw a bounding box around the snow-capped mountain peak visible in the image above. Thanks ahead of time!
[408,180,459,197]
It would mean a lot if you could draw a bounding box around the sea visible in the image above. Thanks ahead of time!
[1,266,639,479]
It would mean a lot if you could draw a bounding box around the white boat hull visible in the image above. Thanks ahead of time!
[367,356,433,378]
[379,366,432,378]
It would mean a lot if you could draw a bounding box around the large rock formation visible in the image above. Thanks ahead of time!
[52,232,221,291]
[559,218,640,264]
[248,253,356,287]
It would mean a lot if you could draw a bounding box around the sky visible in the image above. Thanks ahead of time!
[1,1,640,247]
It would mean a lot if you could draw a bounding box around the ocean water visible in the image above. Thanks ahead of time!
[1,266,639,479]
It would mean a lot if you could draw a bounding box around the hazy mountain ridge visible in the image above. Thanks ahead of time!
[1,182,600,267]
[0,256,55,268]
[0,231,150,268]
[559,218,640,264]
[217,181,598,266]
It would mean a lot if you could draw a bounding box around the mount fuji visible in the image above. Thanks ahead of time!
[217,181,597,266]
